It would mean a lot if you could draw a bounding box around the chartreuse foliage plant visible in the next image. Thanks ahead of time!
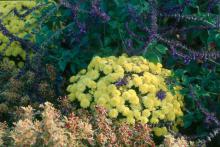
[67,55,184,136]
[0,1,37,66]
[0,1,54,67]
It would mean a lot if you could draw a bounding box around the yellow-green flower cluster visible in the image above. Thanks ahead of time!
[67,55,184,128]
[0,1,39,67]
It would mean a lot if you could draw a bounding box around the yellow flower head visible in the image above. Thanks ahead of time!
[67,55,184,135]
[109,109,118,118]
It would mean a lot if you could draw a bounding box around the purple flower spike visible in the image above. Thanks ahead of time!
[90,0,110,22]
[156,89,166,100]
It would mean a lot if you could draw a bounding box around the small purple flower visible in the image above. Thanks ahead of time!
[156,89,166,100]
[208,0,220,12]
[115,75,129,87]
[184,56,191,64]
[205,113,217,127]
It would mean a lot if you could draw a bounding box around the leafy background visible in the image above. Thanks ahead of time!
[0,0,220,146]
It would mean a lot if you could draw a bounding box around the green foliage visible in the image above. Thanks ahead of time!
[0,0,220,145]
[169,65,220,135]
[34,0,152,74]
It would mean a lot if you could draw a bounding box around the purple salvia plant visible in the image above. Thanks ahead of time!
[208,0,220,13]
[126,1,220,64]
[90,0,110,22]
[159,13,215,27]
[160,0,191,14]
[143,0,158,54]
[124,39,135,56]
[59,0,87,37]
[186,86,220,144]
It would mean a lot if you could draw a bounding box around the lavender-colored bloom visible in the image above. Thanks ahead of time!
[190,87,220,128]
[77,22,86,34]
[205,113,218,127]
[60,0,79,19]
[183,56,191,64]
[90,0,110,22]
[160,0,191,14]
[208,0,220,12]
[115,75,129,87]
[126,0,220,64]
[156,89,166,100]
[159,13,213,27]
[124,39,134,55]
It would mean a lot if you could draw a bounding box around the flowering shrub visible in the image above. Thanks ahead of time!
[0,0,219,145]
[0,122,6,146]
[160,135,195,147]
[11,102,71,146]
[67,55,184,130]
[0,102,154,146]
[33,0,220,76]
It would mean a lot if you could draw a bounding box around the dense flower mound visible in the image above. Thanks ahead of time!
[67,55,184,127]
[0,1,38,67]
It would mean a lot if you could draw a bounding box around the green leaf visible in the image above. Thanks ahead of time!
[58,59,68,72]
[155,44,168,54]
[144,51,162,63]
[183,113,194,128]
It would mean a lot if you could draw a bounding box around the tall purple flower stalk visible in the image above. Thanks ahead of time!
[126,0,220,64]
[60,0,86,34]
[143,0,158,54]
[160,0,191,14]
[90,0,110,22]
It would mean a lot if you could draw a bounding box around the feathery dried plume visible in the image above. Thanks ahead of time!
[160,134,194,147]
[11,119,40,146]
[0,122,7,146]
[40,102,69,146]
[5,102,155,146]
[20,105,34,120]
[65,112,94,145]
[11,102,73,146]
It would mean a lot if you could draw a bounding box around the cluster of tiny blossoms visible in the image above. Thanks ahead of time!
[159,135,195,147]
[67,55,184,128]
[0,1,38,67]
[0,122,6,146]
